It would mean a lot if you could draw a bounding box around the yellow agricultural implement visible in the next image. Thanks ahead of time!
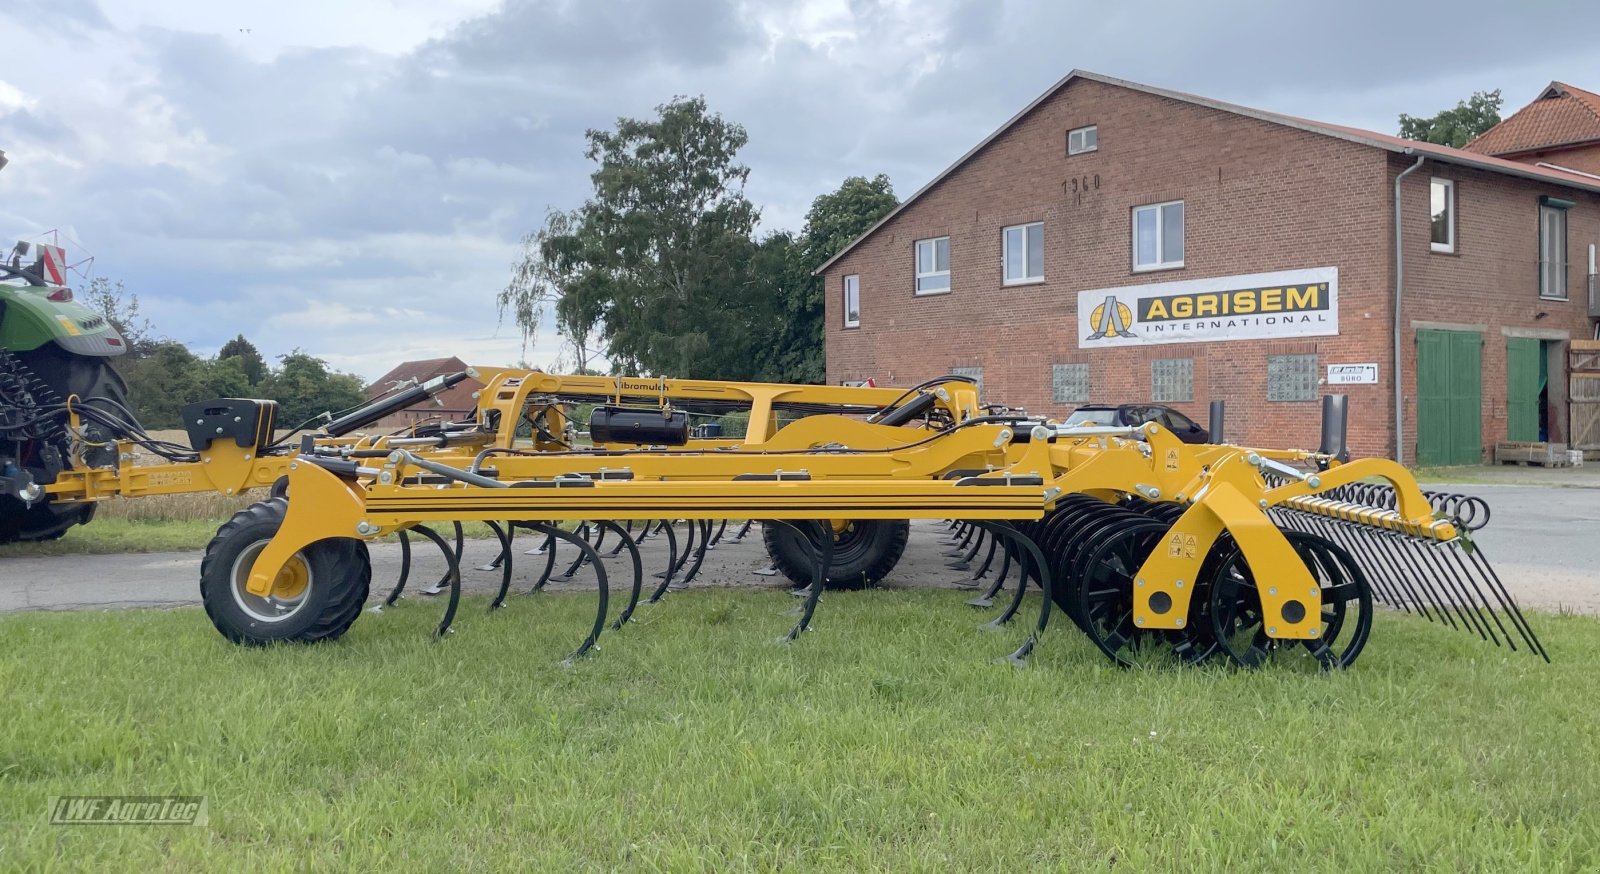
[23,369,1546,667]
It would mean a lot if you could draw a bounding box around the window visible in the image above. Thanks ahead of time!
[1430,178,1455,253]
[842,275,860,328]
[1151,358,1193,403]
[951,366,983,398]
[1267,354,1318,401]
[1540,202,1568,299]
[1162,408,1203,437]
[915,237,950,294]
[1133,201,1184,271]
[1067,125,1097,155]
[1051,363,1089,404]
[1003,222,1045,284]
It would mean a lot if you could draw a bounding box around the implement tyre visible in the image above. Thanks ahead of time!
[200,497,371,646]
[762,519,908,590]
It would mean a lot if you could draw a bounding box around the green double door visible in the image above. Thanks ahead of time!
[1416,330,1482,466]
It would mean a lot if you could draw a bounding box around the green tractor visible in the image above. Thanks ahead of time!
[1,149,132,541]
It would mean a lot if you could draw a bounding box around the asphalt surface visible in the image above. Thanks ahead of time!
[1,485,1595,615]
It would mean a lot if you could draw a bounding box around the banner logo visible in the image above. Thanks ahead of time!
[1076,267,1338,349]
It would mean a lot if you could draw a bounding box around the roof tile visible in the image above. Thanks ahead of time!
[1465,82,1600,156]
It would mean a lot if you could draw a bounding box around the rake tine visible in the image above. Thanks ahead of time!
[1432,539,1518,651]
[380,529,413,609]
[776,520,834,642]
[529,523,609,663]
[409,524,461,638]
[1354,520,1448,623]
[1301,514,1411,615]
[678,520,713,587]
[646,519,680,603]
[1414,535,1501,646]
[1457,540,1550,661]
[599,521,644,630]
[1386,529,1483,638]
[486,521,514,611]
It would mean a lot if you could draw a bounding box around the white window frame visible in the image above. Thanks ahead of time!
[914,236,950,296]
[1067,125,1098,156]
[1539,203,1568,300]
[1132,200,1184,272]
[1002,222,1045,286]
[1430,178,1455,254]
[842,274,860,328]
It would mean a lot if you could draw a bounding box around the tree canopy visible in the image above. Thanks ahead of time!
[1398,90,1503,148]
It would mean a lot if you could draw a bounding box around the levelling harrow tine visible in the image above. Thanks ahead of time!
[408,524,461,637]
[645,519,680,604]
[525,523,609,663]
[486,521,515,611]
[599,520,644,630]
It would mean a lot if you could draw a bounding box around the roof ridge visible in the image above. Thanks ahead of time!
[1552,81,1600,125]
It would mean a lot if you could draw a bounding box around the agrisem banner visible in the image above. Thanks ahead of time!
[1076,266,1338,349]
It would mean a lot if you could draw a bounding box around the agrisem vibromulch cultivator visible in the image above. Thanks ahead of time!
[186,369,1544,669]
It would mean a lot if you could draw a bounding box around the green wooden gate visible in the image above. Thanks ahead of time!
[1506,338,1542,442]
[1416,330,1483,466]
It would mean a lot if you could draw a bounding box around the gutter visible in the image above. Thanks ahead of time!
[1393,150,1426,465]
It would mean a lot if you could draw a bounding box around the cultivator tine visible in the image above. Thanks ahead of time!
[476,521,513,572]
[599,520,644,630]
[408,524,461,637]
[552,523,592,581]
[680,520,713,587]
[528,523,609,663]
[706,519,728,549]
[946,526,985,571]
[524,528,558,594]
[958,529,1001,589]
[942,523,976,556]
[380,529,413,609]
[966,531,1013,608]
[486,521,514,611]
[1273,495,1546,660]
[606,520,635,557]
[975,522,1052,665]
[645,519,680,604]
[769,520,833,642]
[729,519,754,542]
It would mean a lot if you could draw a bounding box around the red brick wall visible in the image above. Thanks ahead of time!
[825,78,1397,458]
[824,78,1600,461]
[1396,155,1599,460]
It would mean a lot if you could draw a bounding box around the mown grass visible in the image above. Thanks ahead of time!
[1,589,1596,871]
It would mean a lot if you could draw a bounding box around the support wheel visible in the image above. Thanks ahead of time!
[763,519,908,590]
[200,497,371,645]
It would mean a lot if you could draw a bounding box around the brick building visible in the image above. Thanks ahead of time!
[364,356,482,430]
[821,71,1600,463]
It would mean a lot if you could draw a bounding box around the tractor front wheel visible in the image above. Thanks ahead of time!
[200,497,371,645]
[762,519,909,591]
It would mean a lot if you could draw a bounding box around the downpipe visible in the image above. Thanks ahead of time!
[1394,152,1425,465]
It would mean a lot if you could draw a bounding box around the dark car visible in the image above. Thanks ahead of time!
[1062,403,1211,444]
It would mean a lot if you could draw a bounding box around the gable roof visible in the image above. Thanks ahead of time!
[816,70,1600,275]
[1465,81,1600,157]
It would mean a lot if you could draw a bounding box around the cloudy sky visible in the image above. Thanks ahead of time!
[4,0,1598,382]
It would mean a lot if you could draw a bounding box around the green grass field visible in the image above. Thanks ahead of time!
[2,590,1596,871]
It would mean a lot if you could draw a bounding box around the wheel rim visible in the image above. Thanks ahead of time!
[230,540,315,623]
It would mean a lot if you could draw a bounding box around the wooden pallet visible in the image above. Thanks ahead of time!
[1495,441,1571,467]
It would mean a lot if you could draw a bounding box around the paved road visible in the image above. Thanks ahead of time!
[1,487,1595,614]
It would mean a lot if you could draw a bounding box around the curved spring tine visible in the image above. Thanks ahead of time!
[528,523,609,663]
[678,520,713,587]
[599,520,644,629]
[770,520,834,642]
[982,530,1031,629]
[730,519,754,542]
[645,520,680,604]
[553,524,592,581]
[486,521,515,611]
[607,520,634,556]
[522,528,558,593]
[658,520,695,581]
[382,530,413,608]
[948,527,986,571]
[967,528,1014,608]
[962,529,1002,586]
[705,519,729,549]
[476,520,515,572]
[409,524,462,638]
[978,521,1053,665]
[942,523,976,555]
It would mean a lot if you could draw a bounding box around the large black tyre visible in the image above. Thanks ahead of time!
[200,497,371,646]
[0,343,127,542]
[762,519,909,591]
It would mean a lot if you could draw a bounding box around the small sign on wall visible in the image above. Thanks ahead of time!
[1327,363,1378,384]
